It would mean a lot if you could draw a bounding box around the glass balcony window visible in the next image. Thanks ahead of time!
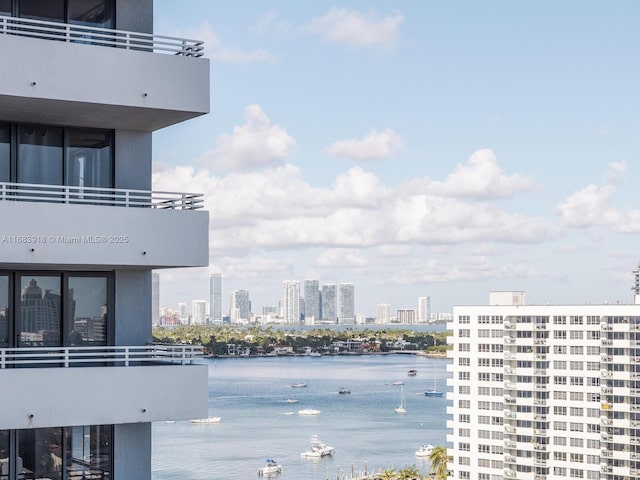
[3,0,113,28]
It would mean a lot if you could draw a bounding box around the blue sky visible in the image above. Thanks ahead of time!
[152,1,640,317]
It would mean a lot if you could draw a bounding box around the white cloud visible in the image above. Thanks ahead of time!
[308,7,404,51]
[316,249,369,268]
[184,22,276,62]
[555,162,640,232]
[153,155,557,258]
[426,149,536,199]
[200,105,296,171]
[327,129,405,162]
[389,257,541,285]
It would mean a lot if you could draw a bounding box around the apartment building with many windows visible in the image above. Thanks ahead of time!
[448,291,640,480]
[0,1,209,478]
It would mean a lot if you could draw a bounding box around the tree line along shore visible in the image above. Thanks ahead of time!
[152,325,450,357]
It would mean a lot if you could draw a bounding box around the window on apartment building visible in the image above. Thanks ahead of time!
[569,437,583,448]
[0,272,111,350]
[569,361,583,370]
[1,124,114,191]
[8,0,114,28]
[569,330,583,340]
[0,123,8,182]
[14,425,112,479]
[570,392,584,401]
[586,331,599,340]
[477,458,490,467]
[459,471,470,479]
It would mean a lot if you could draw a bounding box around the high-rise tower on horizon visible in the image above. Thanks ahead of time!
[304,279,320,323]
[210,273,223,324]
[321,284,337,323]
[337,283,355,324]
[283,280,300,324]
[0,3,210,478]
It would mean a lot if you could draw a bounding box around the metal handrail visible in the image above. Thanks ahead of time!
[0,16,204,57]
[0,182,204,210]
[0,344,203,368]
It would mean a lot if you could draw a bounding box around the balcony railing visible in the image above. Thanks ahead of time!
[0,344,203,368]
[0,16,204,57]
[0,182,204,210]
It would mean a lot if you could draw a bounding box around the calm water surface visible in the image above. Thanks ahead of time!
[152,354,450,480]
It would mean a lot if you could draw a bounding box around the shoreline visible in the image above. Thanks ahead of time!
[205,350,448,359]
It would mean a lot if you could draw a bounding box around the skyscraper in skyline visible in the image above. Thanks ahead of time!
[337,283,355,324]
[283,280,300,324]
[418,296,429,323]
[303,279,320,322]
[230,289,250,321]
[321,284,337,322]
[191,300,207,325]
[210,273,223,324]
[376,303,391,324]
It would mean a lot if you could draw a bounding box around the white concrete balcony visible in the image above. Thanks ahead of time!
[0,345,208,429]
[0,17,209,131]
[0,183,208,269]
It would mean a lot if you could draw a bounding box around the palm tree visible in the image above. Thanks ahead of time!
[428,445,449,479]
[399,465,423,479]
[376,468,399,479]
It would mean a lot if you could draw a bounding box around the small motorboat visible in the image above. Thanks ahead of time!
[415,444,434,457]
[258,459,282,476]
[285,398,299,403]
[291,382,307,388]
[392,381,404,386]
[189,417,221,424]
[300,435,334,458]
[297,409,320,416]
[338,388,350,394]
[408,369,417,376]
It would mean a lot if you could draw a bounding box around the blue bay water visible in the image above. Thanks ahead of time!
[152,354,450,480]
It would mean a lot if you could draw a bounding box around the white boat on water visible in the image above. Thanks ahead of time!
[297,409,321,416]
[300,435,334,458]
[395,384,407,414]
[189,417,221,424]
[258,459,282,476]
[291,382,307,388]
[415,444,434,457]
[285,398,299,403]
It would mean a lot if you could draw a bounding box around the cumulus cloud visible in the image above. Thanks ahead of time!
[426,149,537,199]
[308,7,404,51]
[153,154,557,257]
[316,249,369,268]
[200,105,296,171]
[389,257,541,285]
[327,129,405,162]
[177,22,276,62]
[556,162,640,232]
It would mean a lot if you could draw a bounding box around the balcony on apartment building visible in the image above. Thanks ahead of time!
[0,15,209,130]
[0,344,208,429]
[0,181,208,268]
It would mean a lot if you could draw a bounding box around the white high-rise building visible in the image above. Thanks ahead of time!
[396,308,416,324]
[304,279,320,322]
[376,303,391,324]
[230,290,250,321]
[337,283,355,324]
[418,296,429,323]
[283,281,300,324]
[448,290,640,480]
[178,302,187,322]
[321,284,337,322]
[191,300,207,325]
[210,273,223,324]
[0,3,210,477]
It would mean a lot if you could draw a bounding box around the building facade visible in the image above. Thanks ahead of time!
[376,303,391,324]
[283,280,300,324]
[303,279,320,323]
[210,273,223,324]
[191,300,207,325]
[230,290,250,322]
[0,1,209,478]
[337,283,355,324]
[151,272,160,325]
[448,291,640,480]
[396,308,417,324]
[321,284,337,323]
